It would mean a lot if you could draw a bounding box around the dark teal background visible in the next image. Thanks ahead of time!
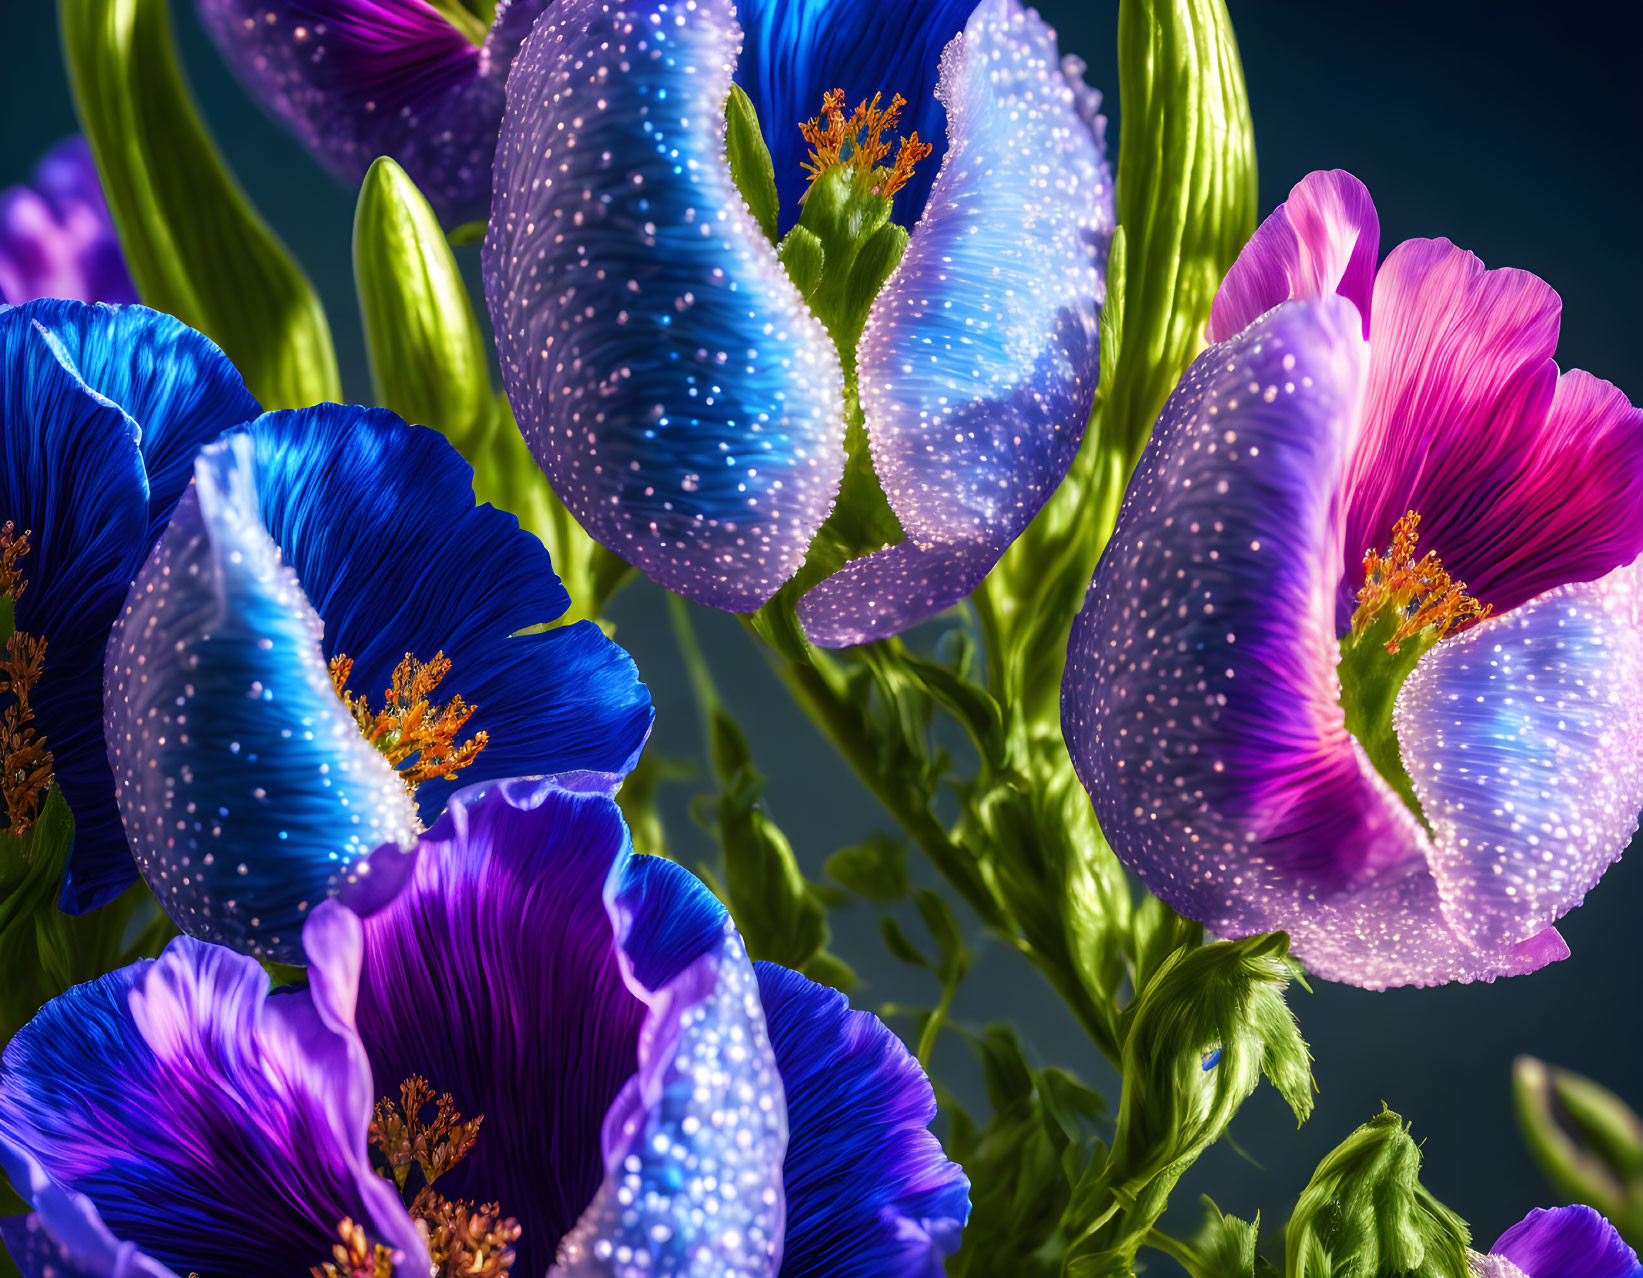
[3,0,1640,1257]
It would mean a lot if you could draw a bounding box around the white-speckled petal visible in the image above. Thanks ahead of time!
[801,0,1111,646]
[484,0,846,614]
[1397,558,1643,949]
[104,433,420,963]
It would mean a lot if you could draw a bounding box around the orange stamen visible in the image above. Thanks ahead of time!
[329,651,488,791]
[1,523,54,838]
[799,89,932,200]
[1351,510,1490,653]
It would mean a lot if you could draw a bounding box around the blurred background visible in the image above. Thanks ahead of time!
[4,0,1641,1256]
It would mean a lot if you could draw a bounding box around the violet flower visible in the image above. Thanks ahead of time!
[1063,170,1643,989]
[0,777,969,1278]
[1470,1206,1641,1278]
[485,0,1112,644]
[0,137,135,306]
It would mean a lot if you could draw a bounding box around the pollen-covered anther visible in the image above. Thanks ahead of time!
[329,651,489,791]
[0,521,30,601]
[368,1075,484,1195]
[799,88,932,199]
[1350,510,1491,654]
[0,523,54,838]
[415,1189,522,1278]
[310,1218,399,1278]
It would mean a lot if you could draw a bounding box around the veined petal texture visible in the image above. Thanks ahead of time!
[1489,1207,1643,1278]
[484,0,846,612]
[802,0,1111,646]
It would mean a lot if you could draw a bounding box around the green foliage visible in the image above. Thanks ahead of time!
[1284,1108,1472,1278]
[1181,1197,1269,1278]
[1514,1056,1643,1245]
[725,85,780,245]
[59,0,338,408]
[825,833,908,901]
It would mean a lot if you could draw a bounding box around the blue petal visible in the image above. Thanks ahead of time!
[733,0,978,234]
[1491,1206,1643,1278]
[0,927,423,1278]
[801,0,1112,646]
[334,777,757,1277]
[755,963,969,1278]
[1397,559,1643,950]
[484,0,847,612]
[105,428,422,962]
[0,300,256,912]
[0,1143,179,1278]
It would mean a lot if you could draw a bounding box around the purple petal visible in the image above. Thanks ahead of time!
[755,963,969,1277]
[484,0,846,613]
[0,1144,179,1278]
[1338,238,1643,624]
[802,0,1112,647]
[1062,296,1568,988]
[0,137,136,306]
[195,0,547,226]
[1491,1206,1643,1278]
[1208,169,1379,342]
[1397,559,1643,949]
[0,925,422,1278]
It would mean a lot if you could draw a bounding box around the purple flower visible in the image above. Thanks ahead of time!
[1470,1206,1642,1278]
[484,0,1112,643]
[1062,170,1643,989]
[0,137,136,306]
[0,777,969,1277]
[194,0,551,226]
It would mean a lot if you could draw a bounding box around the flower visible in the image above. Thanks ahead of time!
[194,0,552,227]
[104,403,653,962]
[1469,1206,1642,1278]
[0,777,970,1278]
[0,137,136,306]
[1062,170,1643,989]
[0,299,258,911]
[484,0,1112,645]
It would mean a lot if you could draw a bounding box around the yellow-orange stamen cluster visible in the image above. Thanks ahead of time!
[369,1076,484,1195]
[329,651,488,791]
[311,1220,399,1278]
[800,89,934,199]
[1,523,54,838]
[1351,510,1490,653]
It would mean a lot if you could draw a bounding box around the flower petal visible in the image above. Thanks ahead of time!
[1,300,256,913]
[1491,1206,1643,1278]
[803,0,1112,646]
[484,0,846,613]
[0,137,136,306]
[105,429,421,962]
[732,0,978,234]
[0,923,422,1278]
[755,962,968,1278]
[1397,558,1643,949]
[1207,169,1379,343]
[195,0,548,226]
[1337,238,1643,624]
[0,1143,180,1278]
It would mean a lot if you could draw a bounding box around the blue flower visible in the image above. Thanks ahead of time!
[1473,1206,1642,1278]
[103,403,654,962]
[0,777,970,1278]
[0,299,258,911]
[484,0,1113,645]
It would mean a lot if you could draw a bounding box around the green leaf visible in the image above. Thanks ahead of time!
[880,916,933,971]
[1285,1108,1472,1278]
[59,0,338,408]
[825,833,908,901]
[725,84,780,244]
[1513,1056,1643,1243]
[1180,1196,1263,1278]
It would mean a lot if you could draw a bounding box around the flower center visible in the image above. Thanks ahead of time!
[799,89,933,204]
[328,652,488,794]
[1338,510,1490,826]
[312,1076,521,1278]
[1,522,54,839]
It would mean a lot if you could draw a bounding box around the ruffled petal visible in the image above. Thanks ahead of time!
[0,137,136,306]
[105,429,421,962]
[484,0,847,613]
[1207,169,1379,343]
[1337,238,1642,625]
[802,0,1112,647]
[755,963,968,1278]
[195,0,549,226]
[732,0,978,234]
[1397,558,1643,949]
[1063,297,1564,987]
[0,1144,180,1278]
[0,925,422,1278]
[1491,1206,1643,1278]
[1,300,256,913]
[337,777,776,1277]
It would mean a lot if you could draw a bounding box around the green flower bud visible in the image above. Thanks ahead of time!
[1514,1056,1643,1241]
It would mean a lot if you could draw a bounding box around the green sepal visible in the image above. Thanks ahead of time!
[1514,1056,1643,1242]
[1285,1108,1473,1278]
[1338,610,1439,829]
[424,0,490,44]
[59,0,339,409]
[725,84,780,244]
[354,157,493,445]
[778,225,826,296]
[1175,1197,1264,1278]
[825,833,908,901]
